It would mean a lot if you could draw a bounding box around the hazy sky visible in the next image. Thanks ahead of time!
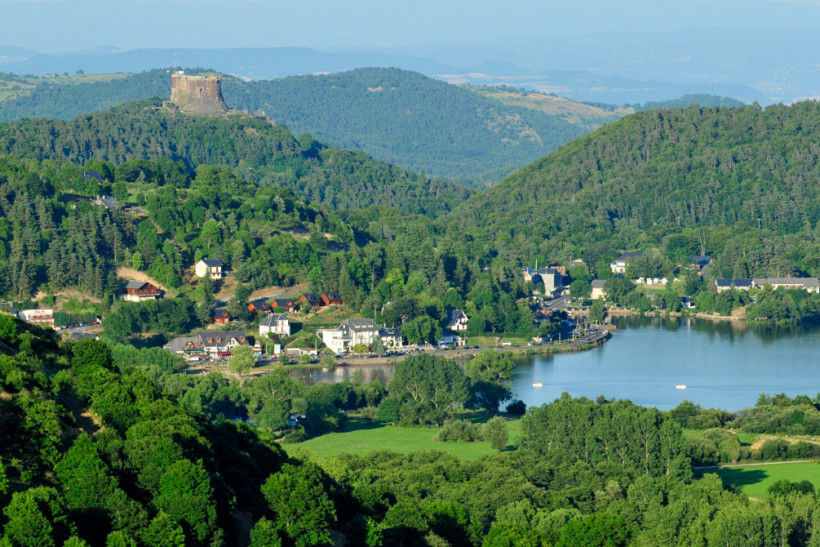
[1,0,818,53]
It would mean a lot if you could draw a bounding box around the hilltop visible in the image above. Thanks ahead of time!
[0,98,470,216]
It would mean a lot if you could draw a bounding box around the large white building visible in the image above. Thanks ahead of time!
[321,319,403,354]
[752,277,819,293]
[259,314,290,337]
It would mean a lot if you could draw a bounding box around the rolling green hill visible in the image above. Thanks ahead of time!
[0,68,627,183]
[0,99,470,216]
[451,101,820,277]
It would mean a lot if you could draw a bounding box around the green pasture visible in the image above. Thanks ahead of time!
[284,416,522,461]
[706,462,820,499]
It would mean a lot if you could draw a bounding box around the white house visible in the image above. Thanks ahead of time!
[610,252,642,275]
[320,319,403,354]
[195,258,224,279]
[591,280,607,300]
[259,314,290,337]
[445,309,469,332]
[437,331,465,348]
[752,277,819,293]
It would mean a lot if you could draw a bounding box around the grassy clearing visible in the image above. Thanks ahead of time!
[706,462,820,499]
[284,416,522,461]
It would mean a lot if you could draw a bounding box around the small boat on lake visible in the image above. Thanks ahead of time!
[532,382,543,388]
[675,384,687,390]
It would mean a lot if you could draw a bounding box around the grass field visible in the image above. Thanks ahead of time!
[705,462,820,499]
[284,416,522,461]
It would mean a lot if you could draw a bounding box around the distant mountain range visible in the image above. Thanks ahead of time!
[0,44,771,106]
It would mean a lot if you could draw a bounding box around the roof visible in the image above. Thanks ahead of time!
[754,277,819,288]
[92,196,119,209]
[260,314,288,327]
[616,252,642,262]
[164,335,204,353]
[344,318,379,331]
[272,299,295,307]
[322,291,341,300]
[196,330,248,346]
[378,327,402,338]
[82,170,104,182]
[446,309,467,328]
[249,299,269,309]
[716,278,751,287]
[199,258,223,267]
[591,280,607,289]
[522,267,537,275]
[537,267,561,276]
[303,293,321,302]
[212,309,230,319]
[125,280,150,290]
[692,255,711,265]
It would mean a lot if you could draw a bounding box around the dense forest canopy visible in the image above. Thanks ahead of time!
[451,101,820,278]
[0,99,470,216]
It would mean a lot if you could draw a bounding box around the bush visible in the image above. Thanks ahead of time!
[482,417,509,450]
[377,397,401,423]
[436,420,481,442]
[506,399,526,416]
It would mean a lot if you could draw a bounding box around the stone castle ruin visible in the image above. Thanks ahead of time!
[170,72,228,115]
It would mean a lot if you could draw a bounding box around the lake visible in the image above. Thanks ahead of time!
[511,316,820,411]
[291,316,820,412]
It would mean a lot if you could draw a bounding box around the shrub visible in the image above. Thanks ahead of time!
[482,417,509,450]
[436,420,481,442]
[506,399,526,416]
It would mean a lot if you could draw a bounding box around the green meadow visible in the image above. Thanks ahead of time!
[706,462,820,499]
[284,416,522,461]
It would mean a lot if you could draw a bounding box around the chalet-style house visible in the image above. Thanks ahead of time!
[259,314,291,337]
[715,279,752,293]
[321,292,342,306]
[591,280,607,300]
[272,299,297,313]
[610,252,642,275]
[247,299,271,315]
[320,319,404,354]
[752,277,820,293]
[164,330,249,360]
[445,309,469,332]
[211,309,231,324]
[300,293,322,309]
[19,308,54,328]
[195,258,224,280]
[122,281,161,302]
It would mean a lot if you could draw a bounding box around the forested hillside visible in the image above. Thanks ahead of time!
[7,326,820,545]
[0,100,470,215]
[222,67,588,181]
[453,101,820,278]
[0,68,610,183]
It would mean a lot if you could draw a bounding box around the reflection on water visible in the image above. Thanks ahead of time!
[288,317,819,413]
[514,316,820,412]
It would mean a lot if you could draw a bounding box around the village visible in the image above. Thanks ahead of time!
[1,250,817,369]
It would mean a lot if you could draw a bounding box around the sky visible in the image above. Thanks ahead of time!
[1,0,819,53]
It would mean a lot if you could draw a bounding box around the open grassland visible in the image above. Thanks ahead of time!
[706,462,820,499]
[284,416,522,461]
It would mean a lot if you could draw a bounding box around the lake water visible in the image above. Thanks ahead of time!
[292,316,820,412]
[511,316,820,411]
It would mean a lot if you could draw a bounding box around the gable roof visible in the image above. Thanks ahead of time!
[125,280,150,290]
[199,258,223,267]
[272,298,295,307]
[212,309,230,319]
[446,309,467,328]
[378,327,402,338]
[303,293,321,303]
[345,318,379,331]
[716,278,751,288]
[591,280,607,289]
[616,251,642,262]
[260,314,288,327]
[322,291,341,301]
[692,255,711,266]
[753,277,820,288]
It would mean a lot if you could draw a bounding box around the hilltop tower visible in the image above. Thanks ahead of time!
[170,72,228,115]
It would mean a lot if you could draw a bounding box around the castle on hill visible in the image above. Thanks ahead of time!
[170,72,228,115]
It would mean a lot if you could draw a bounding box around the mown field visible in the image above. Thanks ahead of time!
[284,416,522,460]
[707,462,820,499]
